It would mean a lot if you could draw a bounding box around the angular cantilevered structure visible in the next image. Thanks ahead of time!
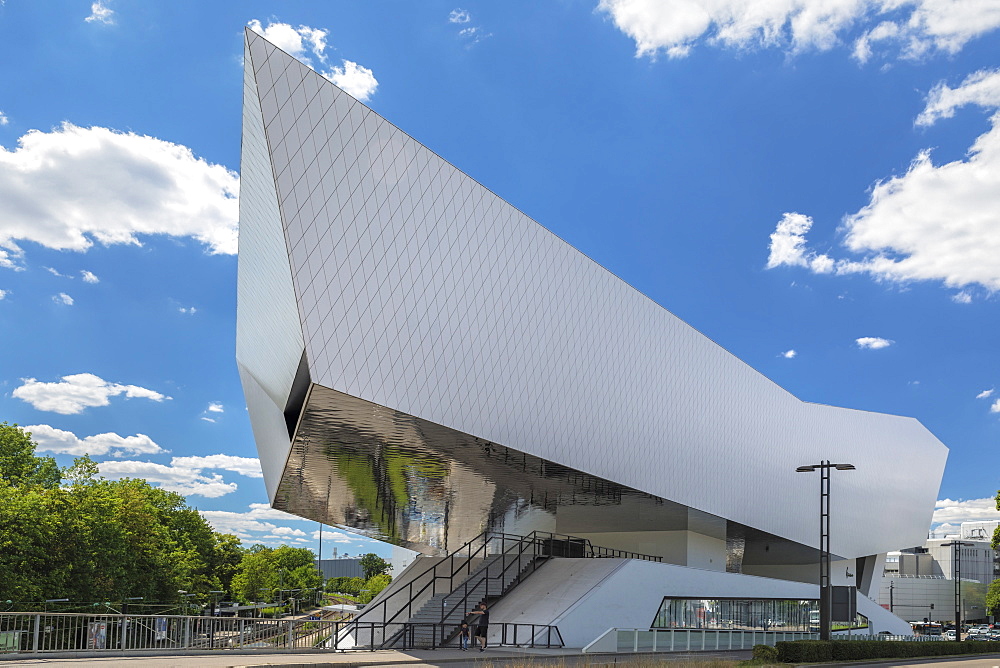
[236,27,947,593]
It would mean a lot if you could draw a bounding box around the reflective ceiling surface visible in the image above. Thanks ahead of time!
[275,383,827,571]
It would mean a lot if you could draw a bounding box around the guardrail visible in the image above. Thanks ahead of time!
[582,628,819,653]
[0,613,561,655]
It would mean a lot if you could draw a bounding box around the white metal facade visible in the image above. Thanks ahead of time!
[236,29,948,561]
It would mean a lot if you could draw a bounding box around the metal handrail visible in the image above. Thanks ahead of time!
[334,529,662,649]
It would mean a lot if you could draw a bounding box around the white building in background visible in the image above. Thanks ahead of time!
[237,27,948,645]
[878,521,999,623]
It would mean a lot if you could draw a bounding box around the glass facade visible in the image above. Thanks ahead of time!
[653,598,819,632]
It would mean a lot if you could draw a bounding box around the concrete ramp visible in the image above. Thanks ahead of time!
[488,558,912,648]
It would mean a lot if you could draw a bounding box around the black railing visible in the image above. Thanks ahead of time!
[340,621,564,650]
[500,622,565,648]
[334,530,661,649]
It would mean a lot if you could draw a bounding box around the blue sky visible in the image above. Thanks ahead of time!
[1,0,998,556]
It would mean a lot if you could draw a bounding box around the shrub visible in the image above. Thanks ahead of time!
[776,639,1000,663]
[775,640,833,663]
[751,645,779,662]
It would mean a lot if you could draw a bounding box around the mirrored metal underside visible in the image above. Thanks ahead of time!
[275,383,828,573]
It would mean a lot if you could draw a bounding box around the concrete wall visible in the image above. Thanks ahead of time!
[488,558,913,647]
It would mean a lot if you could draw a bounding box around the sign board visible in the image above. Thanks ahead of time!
[832,585,857,622]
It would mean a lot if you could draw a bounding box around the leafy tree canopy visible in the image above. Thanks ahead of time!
[359,552,392,580]
[0,422,246,605]
[0,422,60,488]
[987,579,1000,616]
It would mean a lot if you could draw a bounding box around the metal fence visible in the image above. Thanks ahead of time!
[0,613,561,655]
[582,628,820,653]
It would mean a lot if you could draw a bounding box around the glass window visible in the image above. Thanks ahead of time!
[652,598,820,632]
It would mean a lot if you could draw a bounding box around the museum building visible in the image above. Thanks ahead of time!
[237,28,948,647]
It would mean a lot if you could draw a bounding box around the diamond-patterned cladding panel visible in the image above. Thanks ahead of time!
[240,29,948,559]
[236,34,307,498]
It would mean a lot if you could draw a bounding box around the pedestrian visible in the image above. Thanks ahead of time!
[458,622,471,650]
[468,602,489,652]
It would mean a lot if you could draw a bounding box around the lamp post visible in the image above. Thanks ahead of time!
[208,591,224,648]
[796,461,855,641]
[208,591,224,617]
[940,540,973,641]
[178,590,196,616]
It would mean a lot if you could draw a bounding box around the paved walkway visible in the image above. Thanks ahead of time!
[1,647,751,667]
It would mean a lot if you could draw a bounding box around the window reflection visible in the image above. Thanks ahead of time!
[652,598,820,631]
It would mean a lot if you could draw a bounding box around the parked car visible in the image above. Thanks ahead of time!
[943,630,957,640]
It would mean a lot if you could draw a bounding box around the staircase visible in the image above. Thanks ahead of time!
[385,553,545,648]
[333,530,662,650]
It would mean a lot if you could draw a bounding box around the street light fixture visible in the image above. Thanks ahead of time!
[44,598,69,613]
[797,460,855,641]
[121,597,143,616]
[178,590,196,616]
[940,540,974,641]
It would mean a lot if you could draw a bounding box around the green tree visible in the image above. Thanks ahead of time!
[230,548,279,604]
[993,489,1000,550]
[0,423,245,606]
[211,533,246,593]
[327,576,350,594]
[360,573,392,603]
[987,579,1000,616]
[0,422,60,488]
[359,553,392,580]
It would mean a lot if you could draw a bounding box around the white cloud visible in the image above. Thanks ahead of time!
[246,19,328,64]
[25,424,166,457]
[323,61,379,102]
[169,454,262,478]
[0,289,6,300]
[12,372,170,415]
[80,270,99,283]
[0,123,238,268]
[52,292,73,305]
[201,505,368,545]
[178,306,197,315]
[781,349,797,359]
[45,267,71,278]
[766,70,1000,293]
[98,460,237,498]
[85,0,114,25]
[448,9,490,45]
[200,503,321,540]
[765,213,834,274]
[597,0,1000,61]
[856,337,893,350]
[917,68,1000,127]
[932,497,1000,525]
[0,111,8,126]
[310,529,361,543]
[200,417,216,423]
[991,398,1000,413]
[951,291,972,304]
[247,19,379,102]
[976,388,994,399]
[206,402,224,413]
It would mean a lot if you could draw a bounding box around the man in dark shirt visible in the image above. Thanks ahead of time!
[469,602,489,651]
